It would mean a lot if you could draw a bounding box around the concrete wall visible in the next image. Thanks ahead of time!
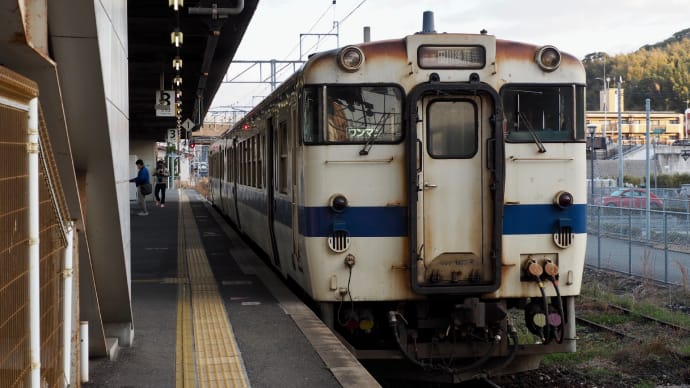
[591,153,690,181]
[48,0,135,354]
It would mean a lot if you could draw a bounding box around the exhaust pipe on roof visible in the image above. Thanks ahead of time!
[421,11,436,34]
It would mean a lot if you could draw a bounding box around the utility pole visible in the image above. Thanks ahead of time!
[617,76,623,187]
[645,98,651,238]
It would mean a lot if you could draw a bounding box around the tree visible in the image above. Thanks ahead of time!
[583,30,690,112]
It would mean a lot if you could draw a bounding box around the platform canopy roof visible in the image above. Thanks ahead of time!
[128,0,258,141]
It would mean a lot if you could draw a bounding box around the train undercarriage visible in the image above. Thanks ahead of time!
[320,296,576,383]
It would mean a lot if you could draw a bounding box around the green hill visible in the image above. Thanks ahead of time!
[583,28,690,112]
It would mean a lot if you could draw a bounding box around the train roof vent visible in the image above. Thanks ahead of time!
[328,230,351,253]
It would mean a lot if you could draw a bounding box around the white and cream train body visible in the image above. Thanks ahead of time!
[209,13,587,382]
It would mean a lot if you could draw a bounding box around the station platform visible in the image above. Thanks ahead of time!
[84,189,380,387]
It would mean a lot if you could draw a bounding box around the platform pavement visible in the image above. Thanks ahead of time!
[83,188,379,387]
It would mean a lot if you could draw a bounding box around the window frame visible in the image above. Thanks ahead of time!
[302,84,405,145]
[500,83,585,143]
[425,98,479,159]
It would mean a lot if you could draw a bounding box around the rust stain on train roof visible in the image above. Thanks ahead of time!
[306,39,407,69]
[496,39,581,65]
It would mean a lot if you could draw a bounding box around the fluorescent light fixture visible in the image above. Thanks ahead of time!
[173,56,183,71]
[171,29,183,47]
[169,0,184,11]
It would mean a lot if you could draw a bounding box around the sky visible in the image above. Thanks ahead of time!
[208,0,690,122]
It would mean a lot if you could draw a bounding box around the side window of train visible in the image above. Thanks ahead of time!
[278,120,288,194]
[255,134,262,188]
[241,140,248,185]
[427,99,478,158]
[302,87,322,143]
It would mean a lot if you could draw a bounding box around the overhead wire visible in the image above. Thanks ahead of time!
[300,0,368,59]
[224,0,370,111]
[339,0,368,25]
[229,2,335,109]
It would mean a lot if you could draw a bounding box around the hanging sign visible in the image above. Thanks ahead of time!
[167,128,177,144]
[181,118,195,132]
[155,90,176,117]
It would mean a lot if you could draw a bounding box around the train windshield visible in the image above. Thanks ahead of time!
[303,85,403,144]
[501,84,585,142]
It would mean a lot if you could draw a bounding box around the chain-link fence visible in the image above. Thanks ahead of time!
[587,187,690,287]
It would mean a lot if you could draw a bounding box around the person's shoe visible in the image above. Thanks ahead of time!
[160,204,165,208]
[137,212,148,216]
[155,201,160,206]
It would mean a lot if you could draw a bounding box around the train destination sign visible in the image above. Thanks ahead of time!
[418,45,485,69]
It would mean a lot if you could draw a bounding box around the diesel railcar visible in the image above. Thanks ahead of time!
[209,12,586,382]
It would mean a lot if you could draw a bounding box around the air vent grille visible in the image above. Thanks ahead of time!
[328,230,351,253]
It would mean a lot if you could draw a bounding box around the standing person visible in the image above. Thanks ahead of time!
[129,159,151,216]
[153,160,169,207]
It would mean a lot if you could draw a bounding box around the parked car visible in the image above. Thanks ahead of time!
[595,188,663,209]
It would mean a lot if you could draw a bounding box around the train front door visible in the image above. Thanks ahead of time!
[415,95,493,288]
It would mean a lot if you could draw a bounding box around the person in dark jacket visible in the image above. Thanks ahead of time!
[129,159,150,215]
[153,160,169,207]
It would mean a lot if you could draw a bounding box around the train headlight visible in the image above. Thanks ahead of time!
[535,45,561,72]
[337,46,364,72]
[553,191,573,209]
[329,194,348,213]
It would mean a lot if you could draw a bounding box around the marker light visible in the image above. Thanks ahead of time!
[535,45,561,72]
[330,194,348,212]
[337,46,364,72]
[553,191,574,209]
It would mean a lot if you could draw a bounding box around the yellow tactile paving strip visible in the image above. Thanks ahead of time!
[176,201,195,388]
[175,191,250,388]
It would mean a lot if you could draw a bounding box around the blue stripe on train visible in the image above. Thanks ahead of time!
[502,204,587,235]
[236,188,587,237]
[300,206,408,237]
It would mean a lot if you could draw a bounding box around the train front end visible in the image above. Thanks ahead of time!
[299,15,587,382]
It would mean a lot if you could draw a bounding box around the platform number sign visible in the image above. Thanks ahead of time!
[155,90,176,117]
[167,128,177,144]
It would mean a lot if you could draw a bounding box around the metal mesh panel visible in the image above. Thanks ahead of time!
[37,107,67,387]
[0,67,68,387]
[0,104,31,387]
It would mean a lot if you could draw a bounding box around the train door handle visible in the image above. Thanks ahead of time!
[423,182,437,190]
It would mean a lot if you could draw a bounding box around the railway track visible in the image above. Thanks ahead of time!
[576,296,690,341]
[575,316,632,339]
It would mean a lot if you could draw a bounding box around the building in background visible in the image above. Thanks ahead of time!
[586,87,684,146]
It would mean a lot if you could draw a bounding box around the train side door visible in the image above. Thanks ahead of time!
[415,95,493,289]
[219,140,226,212]
[232,138,242,229]
[267,117,280,267]
[290,106,302,271]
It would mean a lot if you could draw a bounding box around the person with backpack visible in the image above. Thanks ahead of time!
[153,160,170,207]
